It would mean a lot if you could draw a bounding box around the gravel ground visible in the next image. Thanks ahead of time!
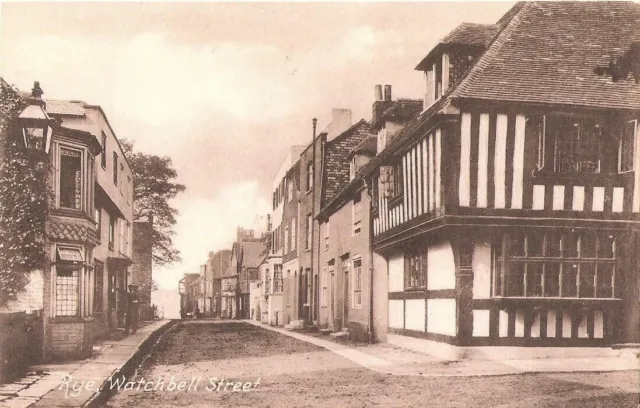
[105,321,639,408]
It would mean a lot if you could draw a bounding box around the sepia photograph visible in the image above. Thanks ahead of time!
[0,1,639,407]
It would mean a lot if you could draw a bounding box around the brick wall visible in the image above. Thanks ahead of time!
[50,320,92,359]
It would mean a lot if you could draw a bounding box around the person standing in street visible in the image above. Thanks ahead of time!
[125,284,140,334]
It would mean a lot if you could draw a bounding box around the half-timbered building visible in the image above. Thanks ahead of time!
[365,2,640,355]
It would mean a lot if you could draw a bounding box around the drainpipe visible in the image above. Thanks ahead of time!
[364,179,374,343]
[310,118,317,326]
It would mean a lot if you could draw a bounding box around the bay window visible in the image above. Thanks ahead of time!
[494,231,616,298]
[59,147,83,210]
[273,264,283,293]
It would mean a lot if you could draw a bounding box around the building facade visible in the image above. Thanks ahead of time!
[363,2,640,355]
[0,80,133,361]
[263,146,305,325]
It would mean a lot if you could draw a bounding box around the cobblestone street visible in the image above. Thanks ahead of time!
[104,321,639,407]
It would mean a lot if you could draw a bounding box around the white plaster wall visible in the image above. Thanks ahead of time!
[472,309,490,337]
[405,299,426,332]
[372,252,389,341]
[427,241,456,290]
[388,299,404,329]
[388,253,404,292]
[426,298,456,336]
[472,241,492,299]
[0,270,43,313]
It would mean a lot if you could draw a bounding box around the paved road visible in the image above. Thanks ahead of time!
[105,321,638,407]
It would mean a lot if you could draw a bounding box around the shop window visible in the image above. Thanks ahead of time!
[59,148,82,210]
[494,231,617,298]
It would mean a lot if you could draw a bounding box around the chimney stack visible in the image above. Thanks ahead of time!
[374,84,383,101]
[372,84,394,126]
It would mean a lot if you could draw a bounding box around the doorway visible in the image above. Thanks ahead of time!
[343,265,349,329]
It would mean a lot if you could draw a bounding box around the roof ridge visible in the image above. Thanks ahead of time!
[451,1,532,98]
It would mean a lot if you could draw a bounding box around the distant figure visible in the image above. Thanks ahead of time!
[125,284,140,334]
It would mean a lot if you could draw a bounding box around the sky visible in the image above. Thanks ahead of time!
[1,1,515,295]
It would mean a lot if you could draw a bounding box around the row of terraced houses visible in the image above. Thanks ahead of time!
[254,2,640,357]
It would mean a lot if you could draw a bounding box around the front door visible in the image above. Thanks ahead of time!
[330,271,335,329]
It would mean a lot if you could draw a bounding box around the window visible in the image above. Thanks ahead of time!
[56,266,80,316]
[273,265,283,293]
[494,231,616,298]
[350,157,357,181]
[59,147,82,210]
[127,175,132,204]
[291,218,297,251]
[284,226,289,254]
[94,261,104,313]
[405,246,426,289]
[535,116,546,170]
[371,176,379,209]
[113,153,118,185]
[321,267,328,307]
[620,120,637,173]
[108,215,115,250]
[353,191,362,235]
[324,222,330,251]
[307,162,314,191]
[101,133,107,169]
[306,215,312,250]
[288,178,294,202]
[120,165,125,196]
[95,206,102,239]
[352,258,362,308]
[547,117,602,173]
[125,221,131,256]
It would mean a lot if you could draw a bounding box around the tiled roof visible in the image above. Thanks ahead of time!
[44,99,86,116]
[441,22,500,46]
[241,240,267,269]
[348,136,377,159]
[372,99,424,129]
[322,120,375,207]
[451,1,640,110]
[415,23,499,70]
[48,216,99,245]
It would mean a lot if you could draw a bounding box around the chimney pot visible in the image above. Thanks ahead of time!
[384,85,392,101]
[374,85,383,101]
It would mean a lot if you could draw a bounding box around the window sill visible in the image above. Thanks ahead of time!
[531,169,625,183]
[51,316,94,323]
[404,287,426,293]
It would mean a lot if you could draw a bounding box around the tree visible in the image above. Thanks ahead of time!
[120,140,185,266]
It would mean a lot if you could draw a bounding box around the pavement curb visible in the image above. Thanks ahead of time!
[82,319,177,408]
[244,320,640,378]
